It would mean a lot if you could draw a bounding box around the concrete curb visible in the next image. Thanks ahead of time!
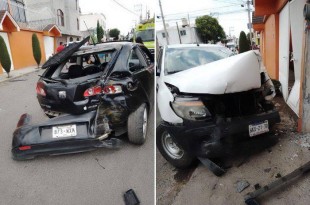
[0,67,41,84]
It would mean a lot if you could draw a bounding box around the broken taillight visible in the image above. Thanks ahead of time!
[102,85,122,94]
[19,145,31,151]
[83,86,102,97]
[36,82,46,96]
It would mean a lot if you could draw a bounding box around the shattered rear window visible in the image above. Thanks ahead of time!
[164,46,232,75]
[48,50,116,80]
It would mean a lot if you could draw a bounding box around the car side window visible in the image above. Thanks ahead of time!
[128,48,148,72]
[138,45,153,65]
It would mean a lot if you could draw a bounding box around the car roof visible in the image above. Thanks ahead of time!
[73,41,135,56]
[165,44,224,49]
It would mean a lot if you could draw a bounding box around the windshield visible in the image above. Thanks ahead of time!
[136,29,154,42]
[164,46,232,75]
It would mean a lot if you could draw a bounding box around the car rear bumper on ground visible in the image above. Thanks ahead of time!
[160,110,281,158]
[11,111,121,160]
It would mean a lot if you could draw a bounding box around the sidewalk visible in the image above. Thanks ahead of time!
[0,66,39,83]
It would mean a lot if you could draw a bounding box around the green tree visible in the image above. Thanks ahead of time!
[32,33,42,68]
[247,32,254,47]
[96,20,104,43]
[239,31,250,53]
[0,36,11,78]
[109,28,120,40]
[195,15,226,43]
[89,34,98,44]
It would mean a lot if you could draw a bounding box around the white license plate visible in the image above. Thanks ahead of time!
[249,120,269,137]
[52,124,77,138]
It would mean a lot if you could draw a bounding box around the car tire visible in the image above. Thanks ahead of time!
[127,103,148,145]
[156,124,196,169]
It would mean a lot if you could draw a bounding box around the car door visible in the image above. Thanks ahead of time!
[128,46,153,103]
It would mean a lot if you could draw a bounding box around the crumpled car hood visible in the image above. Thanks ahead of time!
[163,51,261,94]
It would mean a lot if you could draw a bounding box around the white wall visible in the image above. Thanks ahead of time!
[156,26,201,46]
[44,36,54,59]
[79,13,106,32]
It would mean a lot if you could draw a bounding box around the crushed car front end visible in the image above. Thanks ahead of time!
[160,90,280,159]
[157,46,281,170]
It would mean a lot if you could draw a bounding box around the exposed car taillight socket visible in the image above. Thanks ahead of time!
[102,85,122,94]
[36,82,46,96]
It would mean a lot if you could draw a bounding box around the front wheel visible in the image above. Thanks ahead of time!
[156,124,196,169]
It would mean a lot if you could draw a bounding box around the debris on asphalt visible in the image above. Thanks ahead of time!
[254,183,261,190]
[275,173,282,178]
[124,189,140,205]
[235,180,250,193]
[264,168,271,173]
[294,134,310,148]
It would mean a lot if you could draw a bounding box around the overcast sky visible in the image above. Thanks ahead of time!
[79,0,155,35]
[156,0,251,38]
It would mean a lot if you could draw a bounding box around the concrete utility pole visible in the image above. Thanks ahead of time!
[176,22,182,44]
[246,0,253,49]
[159,0,169,45]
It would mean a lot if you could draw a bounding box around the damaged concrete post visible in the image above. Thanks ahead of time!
[301,23,310,132]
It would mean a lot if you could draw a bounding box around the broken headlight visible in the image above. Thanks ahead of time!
[171,97,211,121]
[261,72,276,101]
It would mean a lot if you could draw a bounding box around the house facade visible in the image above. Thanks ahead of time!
[156,25,201,46]
[252,0,310,132]
[25,0,82,44]
[79,13,106,40]
[0,0,62,73]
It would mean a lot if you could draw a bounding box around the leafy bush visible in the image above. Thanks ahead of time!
[239,31,250,53]
[0,36,12,77]
[32,33,42,68]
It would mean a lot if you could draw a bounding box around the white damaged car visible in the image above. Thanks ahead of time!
[156,44,280,175]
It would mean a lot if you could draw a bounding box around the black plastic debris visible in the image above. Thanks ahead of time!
[275,173,282,178]
[244,161,310,205]
[254,183,261,190]
[124,189,140,205]
[263,168,271,173]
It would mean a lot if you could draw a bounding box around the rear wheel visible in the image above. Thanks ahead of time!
[127,103,148,145]
[156,124,196,169]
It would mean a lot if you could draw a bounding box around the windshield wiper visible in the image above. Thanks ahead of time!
[167,70,180,74]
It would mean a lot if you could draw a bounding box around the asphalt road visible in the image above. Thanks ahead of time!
[0,71,154,205]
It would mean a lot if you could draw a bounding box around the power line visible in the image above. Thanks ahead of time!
[110,0,139,16]
[213,0,243,6]
[157,8,249,22]
[163,4,241,17]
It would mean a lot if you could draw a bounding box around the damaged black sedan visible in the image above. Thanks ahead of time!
[12,37,154,160]
[156,44,280,176]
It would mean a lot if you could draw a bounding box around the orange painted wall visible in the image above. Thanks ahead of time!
[261,14,279,80]
[7,30,46,69]
[260,30,265,66]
